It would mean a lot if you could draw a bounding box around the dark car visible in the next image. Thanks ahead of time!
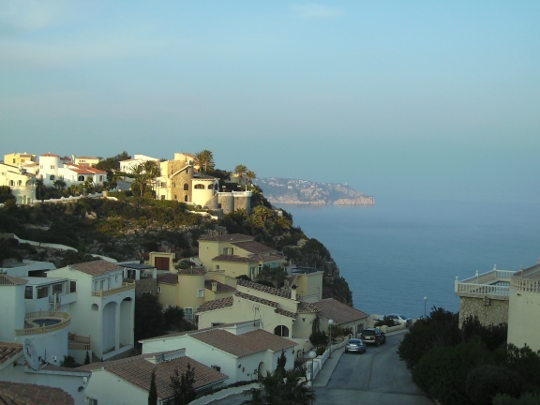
[360,327,386,346]
[345,338,366,354]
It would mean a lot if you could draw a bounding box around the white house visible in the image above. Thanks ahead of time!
[0,162,36,204]
[119,154,160,174]
[47,260,136,361]
[141,321,297,383]
[83,350,227,405]
[37,153,106,187]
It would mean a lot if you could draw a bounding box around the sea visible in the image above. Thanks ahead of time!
[280,197,540,319]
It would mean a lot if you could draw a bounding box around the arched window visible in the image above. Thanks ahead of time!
[194,184,204,189]
[78,175,84,181]
[184,184,189,190]
[17,180,22,186]
[9,180,14,187]
[207,184,214,189]
[274,325,289,337]
[184,195,189,202]
[50,175,55,180]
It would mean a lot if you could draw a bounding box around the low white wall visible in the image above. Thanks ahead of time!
[191,383,258,405]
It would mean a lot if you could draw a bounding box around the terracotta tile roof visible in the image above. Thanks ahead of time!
[0,274,28,286]
[191,329,296,357]
[205,280,236,293]
[234,291,278,309]
[69,259,123,276]
[0,343,23,365]
[197,296,233,313]
[313,298,369,325]
[177,267,206,276]
[198,233,254,242]
[237,279,291,299]
[231,241,277,255]
[64,164,106,175]
[75,156,97,159]
[39,153,59,157]
[104,356,227,398]
[250,253,286,262]
[0,382,74,405]
[157,273,178,285]
[298,302,320,314]
[212,254,258,263]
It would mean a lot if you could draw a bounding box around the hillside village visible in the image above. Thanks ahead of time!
[0,150,367,405]
[2,151,540,405]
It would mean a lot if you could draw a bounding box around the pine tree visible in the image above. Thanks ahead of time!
[170,363,196,405]
[148,369,158,405]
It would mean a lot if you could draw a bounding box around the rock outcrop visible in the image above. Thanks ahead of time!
[253,177,375,206]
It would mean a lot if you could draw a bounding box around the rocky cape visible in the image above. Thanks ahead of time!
[253,177,375,206]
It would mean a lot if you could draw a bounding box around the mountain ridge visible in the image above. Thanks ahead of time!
[253,177,375,206]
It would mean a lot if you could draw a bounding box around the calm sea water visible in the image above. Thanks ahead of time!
[281,198,540,318]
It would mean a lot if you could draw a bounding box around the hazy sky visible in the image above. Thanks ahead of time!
[1,1,539,201]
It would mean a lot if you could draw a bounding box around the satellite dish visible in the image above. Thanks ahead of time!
[24,338,39,371]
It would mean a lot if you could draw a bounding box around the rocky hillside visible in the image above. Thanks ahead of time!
[253,177,375,205]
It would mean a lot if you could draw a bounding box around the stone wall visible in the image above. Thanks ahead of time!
[458,296,509,327]
[168,160,193,203]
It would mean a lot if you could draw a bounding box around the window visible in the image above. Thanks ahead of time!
[250,267,256,278]
[50,175,55,180]
[78,175,84,181]
[25,286,33,299]
[274,325,290,337]
[12,158,15,163]
[88,398,98,405]
[161,195,165,200]
[70,280,77,292]
[197,289,204,298]
[211,365,221,372]
[215,265,220,270]
[194,184,204,189]
[100,280,104,291]
[9,180,14,186]
[37,286,48,299]
[53,283,63,294]
[184,184,189,190]
[50,165,55,169]
[17,180,22,186]
[99,175,103,181]
[207,184,213,189]
[184,195,188,202]
[184,308,193,320]
[157,286,162,293]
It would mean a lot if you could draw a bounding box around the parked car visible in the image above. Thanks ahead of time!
[360,327,386,346]
[345,338,366,354]
[375,313,412,327]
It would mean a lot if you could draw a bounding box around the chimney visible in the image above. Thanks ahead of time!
[291,284,297,301]
[211,281,218,292]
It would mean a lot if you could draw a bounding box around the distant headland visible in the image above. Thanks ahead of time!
[253,177,375,206]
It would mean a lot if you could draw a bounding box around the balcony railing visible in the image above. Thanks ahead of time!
[455,282,509,299]
[68,333,91,351]
[511,277,540,293]
[91,282,135,298]
[15,311,71,336]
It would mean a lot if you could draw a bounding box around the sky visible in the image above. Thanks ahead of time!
[1,1,539,201]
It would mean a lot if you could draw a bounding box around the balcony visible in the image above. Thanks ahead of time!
[510,266,540,293]
[91,282,135,298]
[15,310,70,336]
[455,269,514,300]
[68,333,91,351]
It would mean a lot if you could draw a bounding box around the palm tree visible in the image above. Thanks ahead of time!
[242,367,315,405]
[246,170,256,188]
[195,150,215,173]
[235,164,248,189]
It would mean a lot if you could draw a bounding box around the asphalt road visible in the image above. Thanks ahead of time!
[314,333,434,405]
[208,333,434,405]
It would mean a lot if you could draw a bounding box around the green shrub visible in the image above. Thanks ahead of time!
[466,364,522,405]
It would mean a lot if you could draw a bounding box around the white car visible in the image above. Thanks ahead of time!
[376,313,412,327]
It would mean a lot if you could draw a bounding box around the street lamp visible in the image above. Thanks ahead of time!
[328,319,334,358]
[424,296,428,318]
[307,350,317,387]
